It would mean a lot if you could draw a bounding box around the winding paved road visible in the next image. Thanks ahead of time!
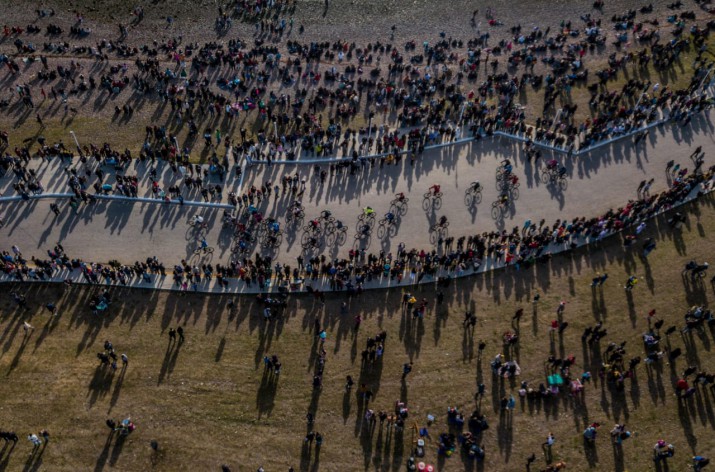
[0,113,713,268]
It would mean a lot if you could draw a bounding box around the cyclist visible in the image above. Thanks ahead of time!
[363,206,375,216]
[361,224,371,235]
[248,204,258,214]
[191,215,205,225]
[222,210,235,224]
[439,215,448,227]
[385,211,395,224]
[470,181,481,191]
[500,159,513,175]
[309,219,321,230]
[429,184,441,196]
[200,238,209,250]
[335,220,345,230]
[320,210,332,219]
[291,200,302,209]
[292,206,303,218]
[558,166,567,178]
[395,192,407,202]
[270,220,280,233]
[509,174,519,187]
[546,159,558,171]
[499,193,510,205]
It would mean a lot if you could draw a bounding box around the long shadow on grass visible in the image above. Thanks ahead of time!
[0,442,17,472]
[6,332,31,375]
[87,364,115,409]
[256,368,278,418]
[108,365,128,413]
[157,338,181,384]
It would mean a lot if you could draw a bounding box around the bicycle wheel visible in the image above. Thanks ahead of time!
[474,190,482,204]
[510,186,520,200]
[422,197,431,212]
[301,232,312,248]
[204,247,215,254]
[541,170,551,184]
[496,179,504,191]
[187,219,196,227]
[464,191,473,207]
[377,223,387,239]
[433,196,443,210]
[559,178,568,191]
[336,229,347,246]
[491,205,500,220]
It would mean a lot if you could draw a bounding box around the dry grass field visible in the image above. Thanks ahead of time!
[0,195,713,471]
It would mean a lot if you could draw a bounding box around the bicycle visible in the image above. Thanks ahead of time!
[194,243,215,255]
[355,224,372,239]
[391,194,410,215]
[257,217,277,235]
[187,216,208,229]
[261,231,283,249]
[330,224,348,246]
[358,211,376,228]
[502,180,520,200]
[491,198,509,220]
[303,221,323,234]
[377,215,398,239]
[496,166,512,181]
[231,239,250,255]
[319,210,336,223]
[301,232,320,250]
[391,194,410,206]
[464,182,483,206]
[430,220,450,232]
[422,190,443,211]
[541,167,559,184]
[286,208,305,224]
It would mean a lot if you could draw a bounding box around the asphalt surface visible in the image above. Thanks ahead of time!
[0,113,713,268]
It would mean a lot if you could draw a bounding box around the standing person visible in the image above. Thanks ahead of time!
[543,432,555,461]
[28,433,42,448]
[556,300,566,316]
[402,362,413,378]
[45,302,59,316]
[39,429,50,444]
[121,353,128,366]
[168,328,176,342]
[23,321,34,335]
[345,375,354,391]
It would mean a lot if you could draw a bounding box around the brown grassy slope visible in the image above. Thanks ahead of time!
[0,197,713,471]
